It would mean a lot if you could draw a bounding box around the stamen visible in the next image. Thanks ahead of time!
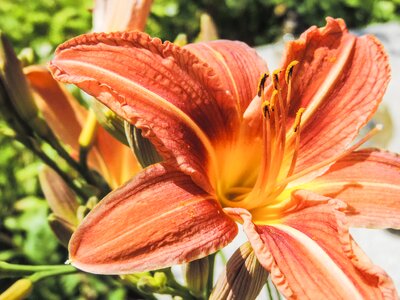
[269,90,278,112]
[257,73,269,97]
[286,108,305,176]
[272,69,281,90]
[293,107,305,133]
[261,101,271,118]
[285,60,299,107]
[276,124,383,188]
[285,60,299,84]
[265,107,305,199]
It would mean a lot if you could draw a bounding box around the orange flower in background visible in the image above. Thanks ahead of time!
[25,65,139,188]
[22,0,154,188]
[50,18,399,299]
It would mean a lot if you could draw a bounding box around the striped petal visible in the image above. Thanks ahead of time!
[224,191,397,299]
[69,163,237,274]
[306,149,400,229]
[185,40,268,119]
[50,31,237,191]
[265,18,390,180]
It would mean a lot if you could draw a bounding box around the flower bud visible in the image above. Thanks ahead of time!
[48,214,75,247]
[173,33,188,47]
[124,122,162,168]
[210,242,269,300]
[90,100,129,146]
[195,13,218,42]
[39,166,79,227]
[0,278,33,300]
[136,272,167,294]
[0,32,53,139]
[183,257,209,298]
[17,48,35,67]
[78,109,98,152]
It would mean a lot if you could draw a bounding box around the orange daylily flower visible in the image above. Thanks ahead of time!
[50,18,400,299]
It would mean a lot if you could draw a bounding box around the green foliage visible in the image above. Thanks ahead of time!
[146,0,400,46]
[0,0,92,60]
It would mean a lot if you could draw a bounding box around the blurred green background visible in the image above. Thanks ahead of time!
[0,0,399,299]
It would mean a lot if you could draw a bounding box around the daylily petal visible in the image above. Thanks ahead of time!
[185,40,268,119]
[93,0,153,32]
[93,126,140,187]
[24,65,86,153]
[49,31,237,191]
[267,17,390,179]
[306,149,400,229]
[224,192,397,299]
[69,163,238,274]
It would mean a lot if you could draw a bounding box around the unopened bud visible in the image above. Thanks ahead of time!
[120,272,151,290]
[124,122,162,168]
[48,214,75,247]
[183,257,209,298]
[17,48,35,67]
[78,109,98,151]
[174,33,188,47]
[0,32,52,139]
[196,13,218,42]
[39,166,79,226]
[136,272,167,294]
[210,242,269,300]
[0,278,33,300]
[90,100,129,146]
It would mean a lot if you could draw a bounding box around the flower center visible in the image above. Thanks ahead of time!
[217,61,303,210]
[217,61,382,222]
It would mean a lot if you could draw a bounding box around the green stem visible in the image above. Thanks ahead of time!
[0,261,74,272]
[160,268,196,300]
[266,279,273,300]
[22,136,88,200]
[28,266,77,282]
[205,253,216,299]
[0,261,76,278]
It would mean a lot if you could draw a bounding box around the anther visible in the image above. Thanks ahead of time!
[293,107,305,132]
[270,90,278,112]
[272,69,281,90]
[257,73,269,97]
[261,101,271,118]
[285,60,299,84]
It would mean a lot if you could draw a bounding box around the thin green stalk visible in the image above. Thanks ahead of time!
[161,268,196,300]
[266,279,274,300]
[217,250,227,265]
[28,266,77,282]
[0,261,76,278]
[21,136,88,199]
[205,253,216,299]
[274,282,282,300]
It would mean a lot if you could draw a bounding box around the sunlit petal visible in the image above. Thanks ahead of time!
[224,193,396,299]
[69,163,237,274]
[307,149,400,229]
